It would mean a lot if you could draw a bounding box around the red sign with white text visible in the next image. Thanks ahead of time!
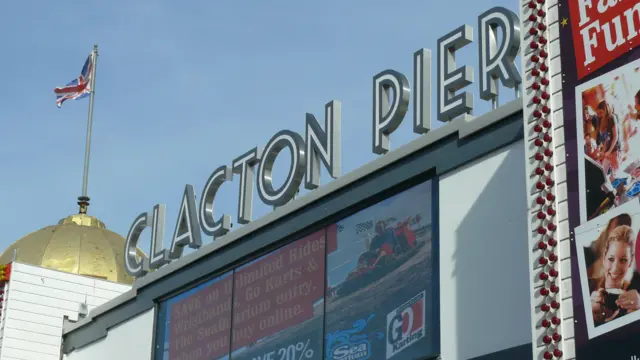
[168,274,233,360]
[231,230,326,351]
[569,0,640,79]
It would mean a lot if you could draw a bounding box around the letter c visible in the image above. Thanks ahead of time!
[124,212,150,277]
[199,165,233,237]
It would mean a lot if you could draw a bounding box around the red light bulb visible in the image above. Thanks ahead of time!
[554,349,563,358]
[540,272,549,280]
[540,288,549,296]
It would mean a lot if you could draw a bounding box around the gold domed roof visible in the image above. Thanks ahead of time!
[0,213,145,285]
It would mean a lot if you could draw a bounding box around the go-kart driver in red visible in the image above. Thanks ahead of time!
[369,221,408,267]
[368,220,401,268]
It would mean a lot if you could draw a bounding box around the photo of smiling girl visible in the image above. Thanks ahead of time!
[589,224,640,326]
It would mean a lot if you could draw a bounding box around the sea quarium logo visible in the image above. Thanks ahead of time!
[325,314,384,360]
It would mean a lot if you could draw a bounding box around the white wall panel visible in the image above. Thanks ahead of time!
[64,309,155,360]
[0,263,130,360]
[439,140,531,359]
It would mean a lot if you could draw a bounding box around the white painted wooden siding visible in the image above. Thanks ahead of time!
[0,263,130,360]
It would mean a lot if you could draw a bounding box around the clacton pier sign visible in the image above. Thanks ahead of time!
[124,5,522,278]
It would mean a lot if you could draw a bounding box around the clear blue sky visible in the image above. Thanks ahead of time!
[0,0,520,255]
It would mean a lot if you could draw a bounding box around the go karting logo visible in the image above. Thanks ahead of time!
[385,291,426,359]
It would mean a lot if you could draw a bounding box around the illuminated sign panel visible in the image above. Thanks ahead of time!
[230,230,326,360]
[153,179,437,360]
[156,273,233,360]
[324,180,436,360]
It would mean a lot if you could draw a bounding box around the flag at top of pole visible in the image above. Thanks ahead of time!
[52,45,100,215]
[53,49,96,108]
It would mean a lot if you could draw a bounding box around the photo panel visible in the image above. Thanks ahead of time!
[575,200,640,339]
[324,179,437,360]
[576,58,640,224]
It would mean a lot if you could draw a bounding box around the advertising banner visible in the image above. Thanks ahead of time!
[154,179,438,360]
[324,180,438,360]
[230,230,327,360]
[559,1,640,358]
[161,272,234,360]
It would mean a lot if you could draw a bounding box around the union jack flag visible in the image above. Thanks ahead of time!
[53,52,94,108]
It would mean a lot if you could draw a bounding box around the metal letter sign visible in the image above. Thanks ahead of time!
[478,7,521,107]
[437,25,474,122]
[124,6,522,278]
[257,130,307,207]
[124,212,150,277]
[199,165,233,238]
[372,70,410,155]
[305,101,341,190]
[168,185,202,259]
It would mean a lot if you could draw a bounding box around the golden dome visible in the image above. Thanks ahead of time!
[0,213,145,285]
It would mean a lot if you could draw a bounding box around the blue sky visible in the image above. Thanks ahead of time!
[0,0,520,256]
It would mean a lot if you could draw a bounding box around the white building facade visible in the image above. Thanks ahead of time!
[0,263,130,360]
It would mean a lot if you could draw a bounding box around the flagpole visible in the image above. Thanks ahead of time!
[78,44,98,215]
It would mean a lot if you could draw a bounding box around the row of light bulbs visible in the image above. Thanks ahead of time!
[527,0,563,358]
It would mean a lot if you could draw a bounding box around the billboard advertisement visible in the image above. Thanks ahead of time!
[154,179,438,360]
[230,230,327,360]
[156,272,234,360]
[559,1,640,358]
[324,179,438,360]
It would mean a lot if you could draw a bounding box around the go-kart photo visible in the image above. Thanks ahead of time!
[334,216,425,297]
